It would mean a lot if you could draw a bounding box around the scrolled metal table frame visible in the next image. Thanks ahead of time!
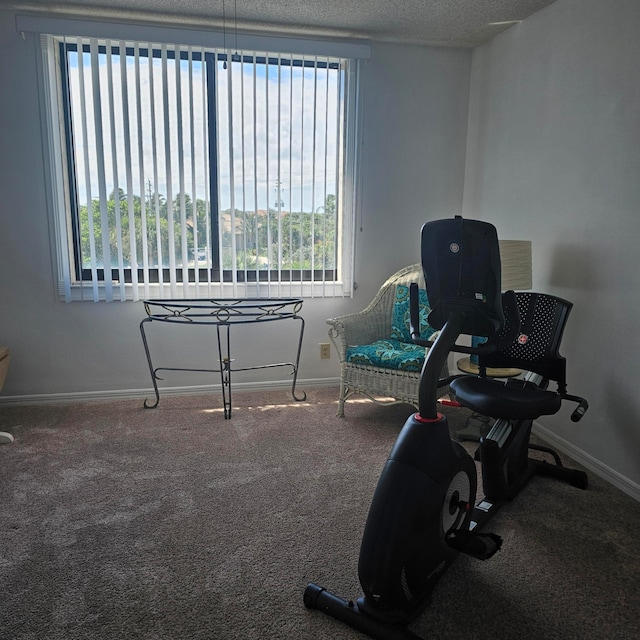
[140,298,306,418]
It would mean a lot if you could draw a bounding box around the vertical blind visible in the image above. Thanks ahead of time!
[47,34,359,301]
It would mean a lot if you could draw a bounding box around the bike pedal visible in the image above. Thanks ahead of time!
[445,529,503,560]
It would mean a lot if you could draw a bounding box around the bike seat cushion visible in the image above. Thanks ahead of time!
[450,376,562,420]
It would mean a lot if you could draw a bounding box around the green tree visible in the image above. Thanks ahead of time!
[77,191,338,274]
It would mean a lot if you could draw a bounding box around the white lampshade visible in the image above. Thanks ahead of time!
[499,240,532,290]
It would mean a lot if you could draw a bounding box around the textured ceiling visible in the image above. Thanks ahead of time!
[6,0,558,47]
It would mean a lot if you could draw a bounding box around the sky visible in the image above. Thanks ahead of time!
[64,40,345,216]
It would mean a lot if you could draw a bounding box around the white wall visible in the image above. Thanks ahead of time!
[356,43,470,290]
[463,0,640,487]
[0,10,471,398]
[344,43,471,381]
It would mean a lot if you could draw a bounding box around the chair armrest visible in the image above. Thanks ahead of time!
[326,308,393,361]
[326,264,426,362]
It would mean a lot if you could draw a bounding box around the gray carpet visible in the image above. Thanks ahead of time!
[0,387,639,640]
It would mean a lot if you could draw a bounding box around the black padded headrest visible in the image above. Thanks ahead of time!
[421,216,504,337]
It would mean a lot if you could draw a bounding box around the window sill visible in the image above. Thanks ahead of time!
[59,280,352,302]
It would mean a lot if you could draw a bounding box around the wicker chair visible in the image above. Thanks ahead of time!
[327,264,448,416]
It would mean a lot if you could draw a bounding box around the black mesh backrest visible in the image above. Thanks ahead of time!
[480,292,573,391]
[421,216,504,337]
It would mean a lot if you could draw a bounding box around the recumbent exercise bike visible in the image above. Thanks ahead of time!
[304,216,589,640]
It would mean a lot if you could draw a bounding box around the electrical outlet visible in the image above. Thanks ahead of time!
[319,343,331,359]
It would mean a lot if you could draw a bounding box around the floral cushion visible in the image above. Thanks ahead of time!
[346,339,426,372]
[390,285,435,343]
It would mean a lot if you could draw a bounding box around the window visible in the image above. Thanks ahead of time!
[40,31,362,301]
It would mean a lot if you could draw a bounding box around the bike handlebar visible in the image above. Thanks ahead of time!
[565,395,589,422]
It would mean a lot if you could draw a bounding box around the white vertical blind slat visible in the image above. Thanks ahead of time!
[299,62,305,290]
[89,39,113,302]
[338,59,349,299]
[174,46,189,298]
[287,64,294,297]
[148,45,165,297]
[44,35,73,302]
[310,57,318,295]
[270,54,282,296]
[251,54,260,297]
[239,58,247,287]
[213,53,225,297]
[160,45,177,298]
[76,40,100,301]
[202,50,213,297]
[120,40,139,301]
[264,54,272,296]
[105,40,127,302]
[275,59,283,298]
[134,43,150,299]
[330,60,340,298]
[322,58,330,296]
[187,48,200,296]
[226,58,238,297]
[344,59,360,300]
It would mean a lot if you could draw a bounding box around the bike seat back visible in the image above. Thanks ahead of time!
[480,292,572,390]
[421,216,504,338]
[451,293,574,420]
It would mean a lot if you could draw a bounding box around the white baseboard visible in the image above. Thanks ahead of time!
[533,421,640,502]
[0,377,341,407]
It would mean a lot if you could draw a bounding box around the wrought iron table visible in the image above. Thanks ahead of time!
[140,298,306,418]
